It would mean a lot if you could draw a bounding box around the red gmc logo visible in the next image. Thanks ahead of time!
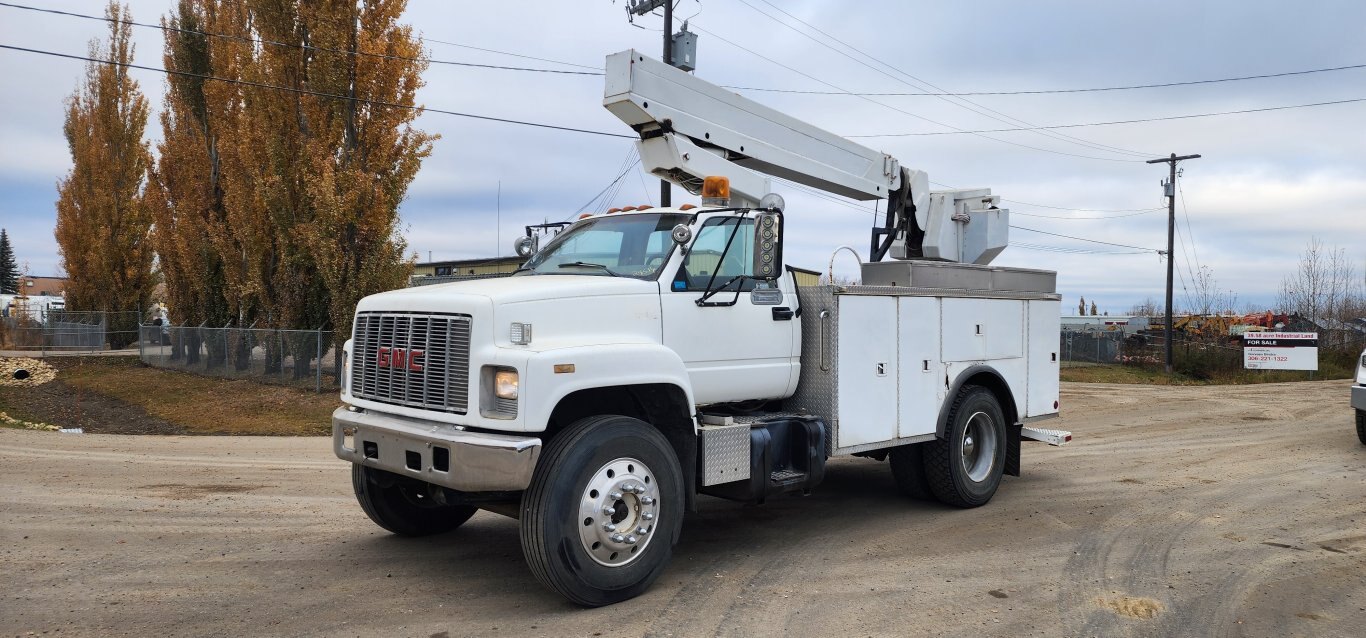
[377,347,424,372]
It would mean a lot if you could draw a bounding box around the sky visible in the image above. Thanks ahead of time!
[2,0,1364,314]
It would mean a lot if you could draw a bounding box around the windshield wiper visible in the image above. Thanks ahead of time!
[557,261,620,277]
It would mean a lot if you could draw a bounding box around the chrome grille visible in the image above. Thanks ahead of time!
[351,312,471,414]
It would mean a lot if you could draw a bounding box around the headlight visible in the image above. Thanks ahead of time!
[494,369,519,399]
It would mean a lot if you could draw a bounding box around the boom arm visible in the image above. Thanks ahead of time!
[602,50,1008,265]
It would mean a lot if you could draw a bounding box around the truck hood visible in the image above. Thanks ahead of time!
[355,274,660,313]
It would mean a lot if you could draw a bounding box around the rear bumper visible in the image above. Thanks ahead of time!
[332,407,541,492]
[1352,385,1366,411]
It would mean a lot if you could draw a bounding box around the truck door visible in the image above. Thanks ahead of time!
[660,215,799,405]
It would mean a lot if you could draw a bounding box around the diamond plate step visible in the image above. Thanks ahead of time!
[1021,426,1072,446]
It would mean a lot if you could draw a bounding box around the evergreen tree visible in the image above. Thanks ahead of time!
[0,229,17,294]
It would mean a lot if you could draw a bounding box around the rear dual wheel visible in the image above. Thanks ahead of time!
[520,415,684,607]
[893,385,1006,508]
[1356,409,1365,446]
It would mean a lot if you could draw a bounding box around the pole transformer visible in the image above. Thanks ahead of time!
[1146,152,1201,374]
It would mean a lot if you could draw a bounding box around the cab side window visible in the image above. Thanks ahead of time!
[676,217,756,292]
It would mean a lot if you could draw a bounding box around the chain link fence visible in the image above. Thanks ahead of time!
[1060,330,1136,364]
[408,272,513,287]
[0,310,141,353]
[139,324,339,392]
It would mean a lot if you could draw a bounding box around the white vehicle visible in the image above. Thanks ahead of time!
[1353,348,1366,445]
[333,51,1070,606]
[1,294,64,321]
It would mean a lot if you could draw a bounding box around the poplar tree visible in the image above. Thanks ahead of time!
[151,0,428,376]
[54,2,154,347]
[146,0,249,363]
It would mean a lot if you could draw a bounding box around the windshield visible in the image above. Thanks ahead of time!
[519,213,691,279]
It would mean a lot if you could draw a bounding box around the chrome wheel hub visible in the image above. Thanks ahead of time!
[577,457,659,567]
[960,411,998,483]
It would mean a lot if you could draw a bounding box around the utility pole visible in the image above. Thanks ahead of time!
[625,0,679,207]
[660,0,672,206]
[1146,152,1201,374]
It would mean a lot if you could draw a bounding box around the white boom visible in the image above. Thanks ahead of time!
[603,50,1009,265]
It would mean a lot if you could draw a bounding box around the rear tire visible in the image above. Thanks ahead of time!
[1356,409,1365,446]
[520,415,684,607]
[351,464,476,536]
[924,385,1007,508]
[888,444,933,500]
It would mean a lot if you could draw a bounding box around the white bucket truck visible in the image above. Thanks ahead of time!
[333,50,1069,606]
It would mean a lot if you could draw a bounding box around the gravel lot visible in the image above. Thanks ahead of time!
[3,380,1363,637]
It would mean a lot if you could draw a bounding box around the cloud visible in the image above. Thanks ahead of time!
[0,0,1363,315]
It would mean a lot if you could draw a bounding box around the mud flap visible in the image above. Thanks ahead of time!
[1005,423,1021,477]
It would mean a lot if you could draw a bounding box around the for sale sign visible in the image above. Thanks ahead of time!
[1242,332,1318,370]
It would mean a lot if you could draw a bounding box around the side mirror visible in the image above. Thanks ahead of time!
[752,210,783,280]
[671,224,692,245]
[514,235,538,258]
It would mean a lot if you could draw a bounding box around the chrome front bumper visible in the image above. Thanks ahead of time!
[1352,385,1366,411]
[332,407,541,492]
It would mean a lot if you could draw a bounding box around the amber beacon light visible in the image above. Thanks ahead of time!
[701,175,731,207]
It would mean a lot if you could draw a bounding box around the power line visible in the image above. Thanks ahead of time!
[0,2,604,76]
[1004,200,1162,213]
[928,181,1165,214]
[690,24,1148,164]
[0,44,632,139]
[635,159,655,206]
[423,38,603,71]
[566,151,642,221]
[1012,242,1151,256]
[1177,176,1201,274]
[724,62,1366,96]
[771,176,877,214]
[799,175,1160,254]
[849,97,1366,137]
[1012,208,1163,220]
[736,0,1154,159]
[1009,225,1161,252]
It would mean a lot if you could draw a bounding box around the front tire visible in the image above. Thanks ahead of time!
[351,464,476,536]
[520,415,684,607]
[923,385,1007,508]
[1356,409,1365,446]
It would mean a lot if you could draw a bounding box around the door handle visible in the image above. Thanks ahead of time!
[772,307,795,321]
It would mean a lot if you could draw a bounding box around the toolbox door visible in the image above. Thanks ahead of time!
[897,297,943,438]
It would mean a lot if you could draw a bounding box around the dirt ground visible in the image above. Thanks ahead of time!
[0,356,335,436]
[2,381,1363,637]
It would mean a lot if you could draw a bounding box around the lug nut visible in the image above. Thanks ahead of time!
[640,496,655,505]
[642,512,654,521]
[636,526,648,535]
[609,491,623,500]
[602,522,617,532]
[602,506,616,516]
[610,533,626,543]
[625,535,638,544]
